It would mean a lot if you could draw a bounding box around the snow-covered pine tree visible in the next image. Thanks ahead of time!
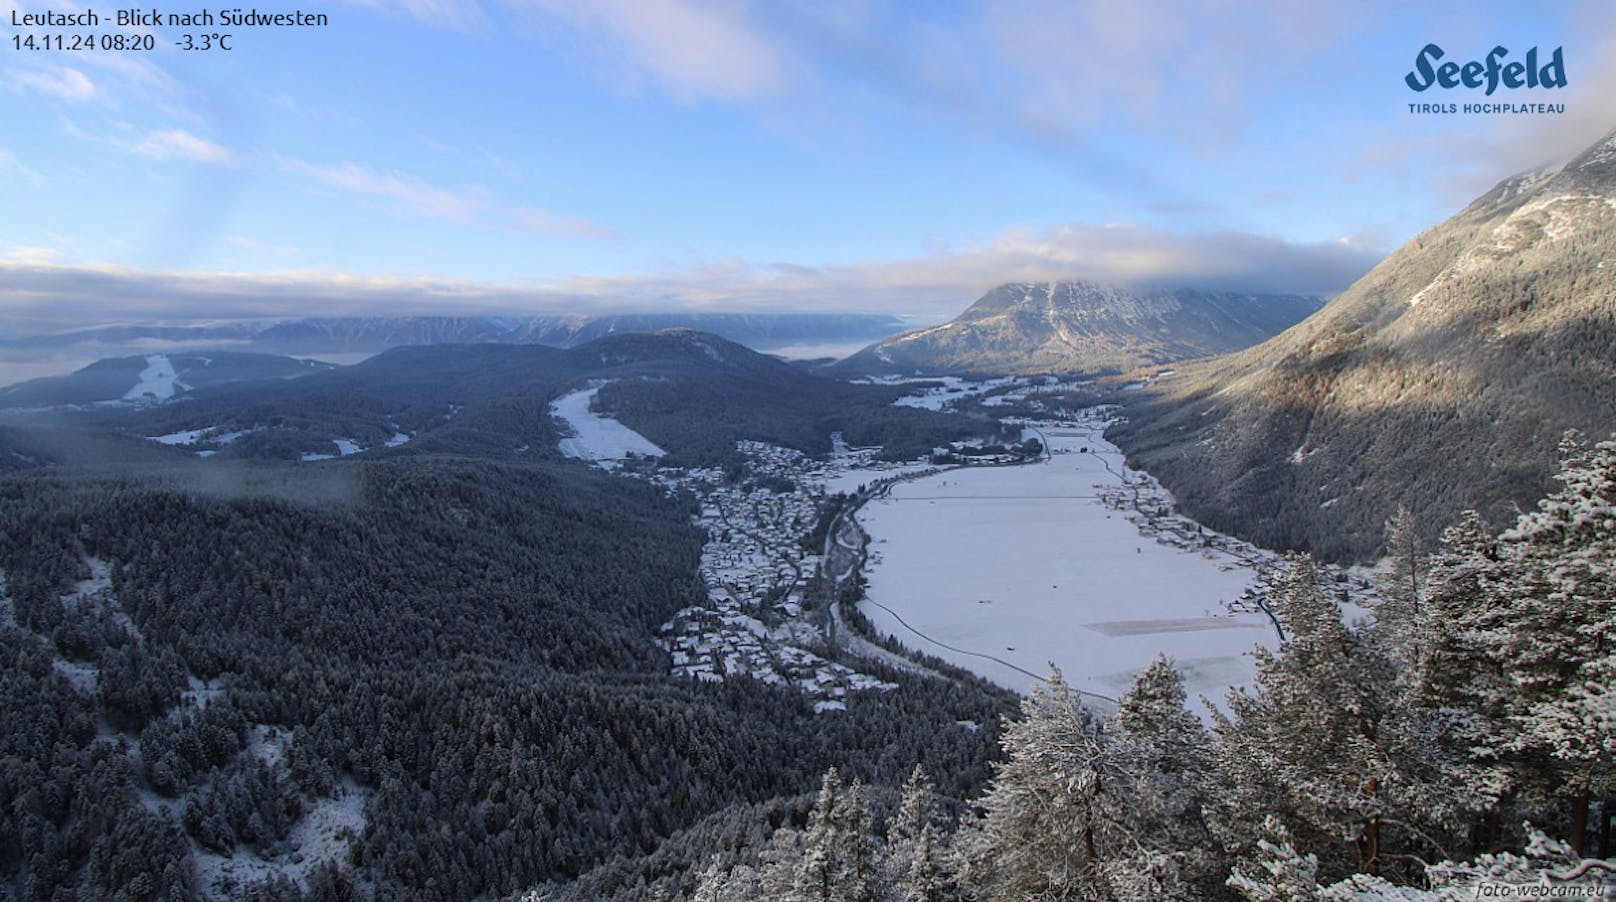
[840,780,881,902]
[691,855,766,902]
[887,765,954,901]
[1400,510,1513,848]
[1110,654,1221,898]
[1408,511,1504,715]
[793,768,848,902]
[1374,505,1425,666]
[903,823,952,902]
[892,765,938,847]
[1492,434,1616,852]
[953,666,1116,901]
[1116,653,1205,776]
[1209,556,1436,880]
[1226,815,1323,902]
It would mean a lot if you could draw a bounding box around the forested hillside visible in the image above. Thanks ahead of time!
[1109,129,1616,562]
[74,331,987,470]
[0,457,1012,899]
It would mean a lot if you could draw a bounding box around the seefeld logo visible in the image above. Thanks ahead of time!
[1406,44,1566,95]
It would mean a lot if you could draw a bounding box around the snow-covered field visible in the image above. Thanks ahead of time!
[550,384,665,468]
[882,375,1026,410]
[856,420,1274,716]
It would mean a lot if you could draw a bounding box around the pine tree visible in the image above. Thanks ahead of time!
[1116,653,1205,776]
[1492,434,1616,851]
[1374,505,1425,666]
[1400,510,1513,847]
[787,768,885,902]
[1226,816,1323,902]
[1110,654,1221,897]
[953,666,1115,901]
[793,768,845,902]
[840,780,881,902]
[889,765,953,902]
[1209,556,1433,879]
[902,823,950,902]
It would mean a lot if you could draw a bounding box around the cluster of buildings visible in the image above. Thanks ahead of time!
[1090,437,1380,623]
[648,442,898,712]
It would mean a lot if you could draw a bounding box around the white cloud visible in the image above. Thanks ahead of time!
[281,158,614,237]
[509,206,617,238]
[129,129,239,165]
[286,160,482,221]
[539,223,1380,315]
[10,66,96,102]
[513,0,787,101]
[0,149,45,187]
[3,247,63,264]
[0,223,1380,333]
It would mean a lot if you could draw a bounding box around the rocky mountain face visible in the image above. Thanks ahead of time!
[1109,129,1616,562]
[836,281,1321,376]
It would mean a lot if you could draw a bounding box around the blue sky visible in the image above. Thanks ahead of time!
[3,0,1616,330]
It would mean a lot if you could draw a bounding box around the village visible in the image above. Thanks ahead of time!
[647,442,905,713]
[557,378,1378,711]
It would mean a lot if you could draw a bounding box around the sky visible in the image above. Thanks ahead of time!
[4,0,1616,334]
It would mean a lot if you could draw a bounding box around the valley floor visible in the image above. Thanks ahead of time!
[552,373,1385,719]
[854,410,1276,715]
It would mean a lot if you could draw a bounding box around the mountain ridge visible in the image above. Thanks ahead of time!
[835,281,1323,376]
[1107,127,1616,561]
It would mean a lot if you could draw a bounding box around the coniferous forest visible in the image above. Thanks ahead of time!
[0,456,1011,900]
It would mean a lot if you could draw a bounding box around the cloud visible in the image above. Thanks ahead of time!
[0,149,45,187]
[547,223,1381,315]
[509,206,617,238]
[281,158,614,237]
[128,129,239,165]
[0,224,1380,336]
[10,66,96,102]
[962,1,1364,152]
[286,160,482,220]
[3,247,63,265]
[513,0,787,101]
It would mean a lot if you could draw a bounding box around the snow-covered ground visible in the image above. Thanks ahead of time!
[821,460,939,496]
[123,354,186,402]
[193,778,371,898]
[550,384,665,468]
[151,428,210,445]
[886,376,1027,410]
[856,416,1275,716]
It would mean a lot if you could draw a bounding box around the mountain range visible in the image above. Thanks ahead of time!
[836,282,1322,376]
[0,312,908,368]
[1108,128,1616,561]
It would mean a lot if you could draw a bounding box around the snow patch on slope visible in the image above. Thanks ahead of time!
[123,355,186,402]
[550,384,665,469]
